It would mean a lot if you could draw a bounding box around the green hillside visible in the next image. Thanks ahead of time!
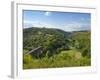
[71,31,91,57]
[23,27,91,69]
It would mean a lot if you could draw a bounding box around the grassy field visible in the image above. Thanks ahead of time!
[23,49,91,69]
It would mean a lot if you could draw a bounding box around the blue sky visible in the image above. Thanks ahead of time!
[23,10,91,32]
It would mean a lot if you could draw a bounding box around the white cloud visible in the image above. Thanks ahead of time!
[24,20,57,29]
[24,20,90,32]
[32,22,58,29]
[62,22,90,32]
[23,20,45,28]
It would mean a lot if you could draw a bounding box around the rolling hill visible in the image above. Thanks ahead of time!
[23,27,91,69]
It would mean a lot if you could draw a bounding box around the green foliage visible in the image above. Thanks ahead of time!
[23,27,91,69]
[23,50,90,69]
[23,27,71,53]
[71,31,91,57]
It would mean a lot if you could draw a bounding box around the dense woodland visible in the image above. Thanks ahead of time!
[23,27,91,69]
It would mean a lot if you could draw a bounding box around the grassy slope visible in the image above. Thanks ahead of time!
[23,49,91,69]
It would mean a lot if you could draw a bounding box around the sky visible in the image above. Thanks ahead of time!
[23,10,91,32]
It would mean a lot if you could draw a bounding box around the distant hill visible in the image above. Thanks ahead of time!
[23,27,71,38]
